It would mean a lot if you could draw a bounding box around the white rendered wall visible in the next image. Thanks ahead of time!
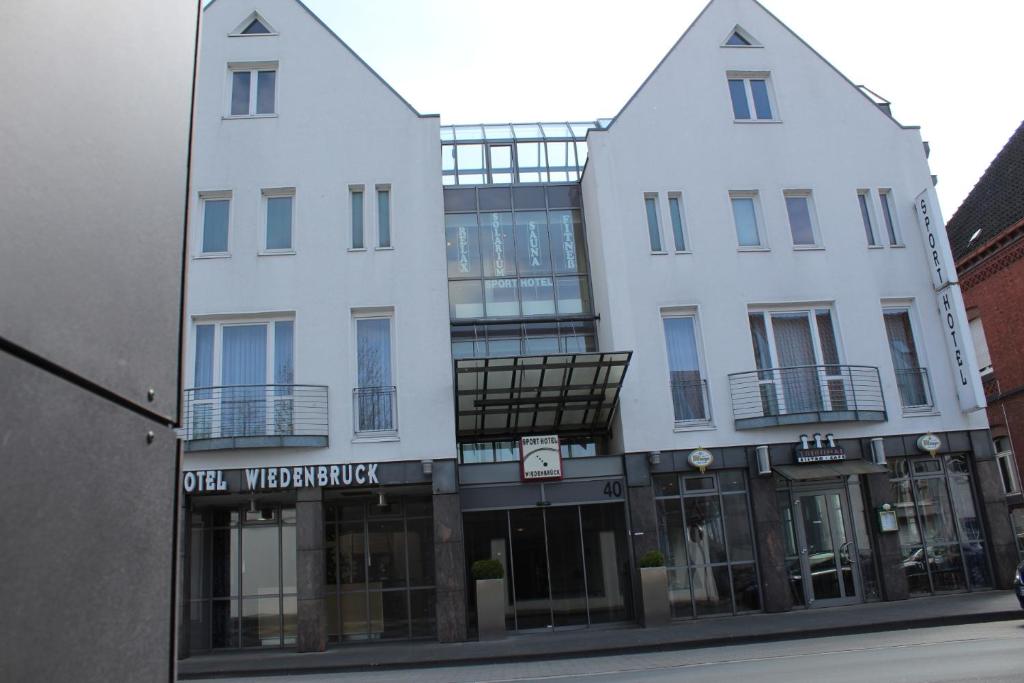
[582,0,988,455]
[185,0,454,470]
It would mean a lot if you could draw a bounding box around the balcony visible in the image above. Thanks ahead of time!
[183,385,329,451]
[894,367,935,411]
[353,386,398,436]
[728,365,886,429]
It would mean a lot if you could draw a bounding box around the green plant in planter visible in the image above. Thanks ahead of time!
[638,550,665,568]
[471,559,505,580]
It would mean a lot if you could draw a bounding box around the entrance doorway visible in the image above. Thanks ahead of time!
[463,502,632,632]
[779,487,862,607]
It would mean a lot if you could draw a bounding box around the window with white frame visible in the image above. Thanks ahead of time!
[350,185,364,249]
[199,192,230,254]
[857,190,878,246]
[783,190,819,247]
[727,73,775,121]
[668,193,688,251]
[882,306,932,410]
[376,185,391,248]
[662,313,710,425]
[262,188,294,252]
[354,314,396,434]
[730,192,764,248]
[878,189,900,246]
[191,318,294,439]
[229,63,277,116]
[644,193,664,251]
[995,436,1020,494]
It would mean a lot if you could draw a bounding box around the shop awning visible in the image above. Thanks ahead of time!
[454,351,632,440]
[774,460,888,481]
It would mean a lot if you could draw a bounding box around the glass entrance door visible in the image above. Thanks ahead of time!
[788,489,861,607]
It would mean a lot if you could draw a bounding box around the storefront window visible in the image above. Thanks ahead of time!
[654,471,761,618]
[323,496,435,642]
[188,505,297,650]
[889,455,992,594]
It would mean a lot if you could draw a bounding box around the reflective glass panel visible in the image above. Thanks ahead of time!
[515,211,551,274]
[731,197,760,246]
[202,199,229,253]
[256,70,275,114]
[520,276,556,316]
[751,79,772,119]
[785,195,814,245]
[231,71,250,115]
[446,213,481,278]
[728,79,749,119]
[448,281,483,319]
[265,196,292,250]
[484,279,520,317]
[481,212,516,278]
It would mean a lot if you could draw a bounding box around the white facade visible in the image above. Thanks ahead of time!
[581,0,987,455]
[185,0,455,471]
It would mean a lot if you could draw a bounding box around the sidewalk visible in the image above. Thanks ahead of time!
[178,591,1022,680]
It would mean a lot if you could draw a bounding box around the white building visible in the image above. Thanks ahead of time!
[180,0,1016,658]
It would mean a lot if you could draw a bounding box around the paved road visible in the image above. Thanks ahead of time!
[187,620,1024,682]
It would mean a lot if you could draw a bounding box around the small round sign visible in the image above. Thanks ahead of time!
[917,432,942,456]
[688,448,714,473]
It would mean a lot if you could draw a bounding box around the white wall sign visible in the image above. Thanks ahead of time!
[935,284,986,412]
[914,187,959,291]
[520,435,562,481]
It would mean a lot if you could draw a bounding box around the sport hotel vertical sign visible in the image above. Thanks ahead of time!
[914,187,985,412]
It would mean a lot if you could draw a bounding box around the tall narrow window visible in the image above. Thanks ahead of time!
[263,190,294,251]
[668,194,687,251]
[229,65,276,116]
[995,437,1019,494]
[883,307,931,409]
[879,190,899,246]
[377,186,391,248]
[350,186,364,249]
[200,194,230,254]
[730,193,762,247]
[728,75,774,121]
[969,317,993,376]
[858,191,878,246]
[644,194,663,251]
[355,317,395,433]
[784,191,818,246]
[662,316,709,424]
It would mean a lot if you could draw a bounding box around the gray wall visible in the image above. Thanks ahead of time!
[0,2,198,680]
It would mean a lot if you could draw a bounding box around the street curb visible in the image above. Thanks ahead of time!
[178,610,1023,679]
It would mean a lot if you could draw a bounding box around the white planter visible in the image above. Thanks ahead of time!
[476,578,506,640]
[640,566,670,627]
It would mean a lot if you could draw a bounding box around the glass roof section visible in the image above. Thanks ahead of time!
[440,120,611,187]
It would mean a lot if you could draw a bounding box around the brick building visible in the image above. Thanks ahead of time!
[946,120,1024,552]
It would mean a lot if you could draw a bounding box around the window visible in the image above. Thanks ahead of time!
[969,317,993,377]
[350,186,364,249]
[644,194,663,252]
[663,314,710,425]
[230,12,277,36]
[878,189,900,246]
[199,192,230,254]
[858,190,878,246]
[190,318,295,439]
[783,191,819,247]
[722,25,760,47]
[376,185,391,248]
[260,189,294,252]
[727,74,774,121]
[668,194,688,251]
[355,315,396,434]
[995,437,1019,494]
[882,307,932,410]
[730,192,763,247]
[229,63,277,116]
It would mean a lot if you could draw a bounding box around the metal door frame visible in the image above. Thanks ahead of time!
[788,485,863,608]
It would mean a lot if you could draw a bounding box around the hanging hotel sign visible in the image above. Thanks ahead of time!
[687,448,714,473]
[182,463,380,494]
[917,432,942,456]
[520,435,563,481]
[913,187,958,291]
[795,433,846,463]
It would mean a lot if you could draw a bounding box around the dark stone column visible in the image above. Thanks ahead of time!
[862,471,909,601]
[296,487,326,652]
[627,483,659,559]
[433,492,467,642]
[974,459,1018,588]
[747,472,792,613]
[177,495,191,660]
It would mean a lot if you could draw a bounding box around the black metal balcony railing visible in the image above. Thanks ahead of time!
[353,385,397,435]
[670,379,711,425]
[728,364,886,429]
[183,385,329,450]
[894,367,934,410]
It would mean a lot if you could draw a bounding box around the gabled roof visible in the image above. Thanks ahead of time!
[603,0,913,132]
[205,0,435,118]
[946,120,1024,262]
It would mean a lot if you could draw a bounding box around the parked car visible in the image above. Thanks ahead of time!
[1015,560,1024,609]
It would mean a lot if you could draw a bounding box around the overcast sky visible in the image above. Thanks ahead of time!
[300,0,1024,218]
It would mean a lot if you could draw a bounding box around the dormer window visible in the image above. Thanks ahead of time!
[230,11,277,37]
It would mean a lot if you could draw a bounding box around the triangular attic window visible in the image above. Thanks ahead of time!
[722,26,760,47]
[242,18,270,34]
[726,32,750,46]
